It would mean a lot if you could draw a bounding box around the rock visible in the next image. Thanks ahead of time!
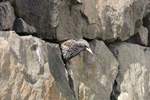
[109,42,150,100]
[56,1,84,41]
[0,0,8,2]
[0,31,75,100]
[126,26,148,46]
[57,0,150,41]
[143,13,150,46]
[14,0,61,39]
[13,0,150,41]
[93,0,148,41]
[56,0,101,41]
[13,18,36,34]
[0,2,15,30]
[67,40,118,100]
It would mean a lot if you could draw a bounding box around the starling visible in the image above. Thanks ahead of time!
[61,39,93,62]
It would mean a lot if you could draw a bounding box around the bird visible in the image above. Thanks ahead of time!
[61,39,93,62]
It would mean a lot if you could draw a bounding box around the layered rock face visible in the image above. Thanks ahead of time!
[69,40,118,100]
[109,43,150,100]
[0,2,15,30]
[0,0,150,100]
[0,31,74,100]
[12,0,150,41]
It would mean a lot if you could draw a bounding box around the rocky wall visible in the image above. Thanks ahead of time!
[0,0,150,100]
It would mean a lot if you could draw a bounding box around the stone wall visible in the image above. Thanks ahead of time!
[0,0,150,100]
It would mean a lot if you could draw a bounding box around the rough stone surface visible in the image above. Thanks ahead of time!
[67,40,118,100]
[0,2,15,30]
[81,0,150,41]
[126,26,148,46]
[13,18,36,34]
[56,0,85,40]
[143,13,150,46]
[14,0,61,39]
[0,31,75,100]
[109,42,150,100]
[13,0,150,41]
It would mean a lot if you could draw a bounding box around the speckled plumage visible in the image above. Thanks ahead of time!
[61,39,92,61]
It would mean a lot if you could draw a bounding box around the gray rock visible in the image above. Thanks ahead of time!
[13,18,36,34]
[97,0,150,42]
[15,0,61,39]
[0,31,75,100]
[138,26,148,46]
[13,0,150,41]
[109,42,150,100]
[126,26,148,46]
[56,1,85,41]
[57,0,150,41]
[56,0,101,41]
[143,13,150,46]
[0,2,15,30]
[67,40,118,100]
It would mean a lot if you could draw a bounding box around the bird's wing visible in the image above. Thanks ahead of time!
[61,39,75,53]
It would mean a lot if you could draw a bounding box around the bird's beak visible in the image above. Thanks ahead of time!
[86,48,93,54]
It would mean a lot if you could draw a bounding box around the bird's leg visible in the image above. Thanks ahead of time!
[65,67,68,74]
[68,59,71,64]
[64,67,69,81]
[63,63,68,73]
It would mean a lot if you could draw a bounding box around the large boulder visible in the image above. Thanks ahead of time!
[67,40,119,100]
[0,31,75,100]
[0,2,15,30]
[13,0,150,41]
[109,42,150,100]
[14,0,61,39]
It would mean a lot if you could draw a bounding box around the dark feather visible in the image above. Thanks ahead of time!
[61,39,90,61]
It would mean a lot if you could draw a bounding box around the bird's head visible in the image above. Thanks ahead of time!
[75,39,93,54]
